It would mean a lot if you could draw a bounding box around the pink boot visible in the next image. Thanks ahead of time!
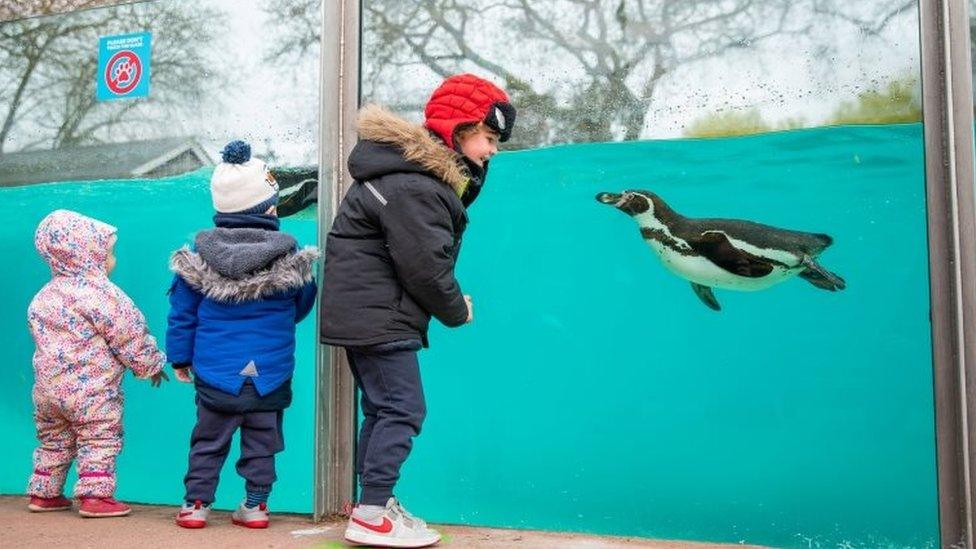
[28,495,72,512]
[79,497,131,518]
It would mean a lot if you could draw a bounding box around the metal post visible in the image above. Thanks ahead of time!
[920,0,976,546]
[314,0,360,521]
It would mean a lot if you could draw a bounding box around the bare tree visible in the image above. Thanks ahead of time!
[261,0,320,65]
[0,12,113,152]
[0,2,219,153]
[810,0,916,36]
[261,0,924,147]
[362,0,807,145]
[0,0,133,23]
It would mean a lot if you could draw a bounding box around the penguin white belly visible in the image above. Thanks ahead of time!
[648,239,801,291]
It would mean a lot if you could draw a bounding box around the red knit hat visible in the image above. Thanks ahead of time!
[424,73,516,150]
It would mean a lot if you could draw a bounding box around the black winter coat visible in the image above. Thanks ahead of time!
[320,105,481,347]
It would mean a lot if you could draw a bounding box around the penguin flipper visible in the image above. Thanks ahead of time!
[689,231,774,278]
[691,282,722,311]
[799,256,846,291]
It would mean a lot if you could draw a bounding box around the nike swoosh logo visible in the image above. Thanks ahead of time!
[352,516,393,534]
[177,511,194,518]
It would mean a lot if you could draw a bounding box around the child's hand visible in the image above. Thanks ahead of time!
[174,367,193,383]
[150,370,169,387]
[464,294,474,323]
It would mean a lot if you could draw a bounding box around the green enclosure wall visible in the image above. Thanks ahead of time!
[1,170,318,513]
[395,124,939,548]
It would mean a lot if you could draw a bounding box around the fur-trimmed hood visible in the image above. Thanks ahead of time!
[195,228,296,280]
[350,104,469,195]
[170,245,319,303]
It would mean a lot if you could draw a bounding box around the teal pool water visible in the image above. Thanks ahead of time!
[0,168,318,512]
[400,123,938,548]
[0,123,938,547]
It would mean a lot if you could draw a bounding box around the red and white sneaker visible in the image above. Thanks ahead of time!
[78,497,131,518]
[231,501,269,529]
[27,495,72,512]
[175,500,210,528]
[344,497,440,548]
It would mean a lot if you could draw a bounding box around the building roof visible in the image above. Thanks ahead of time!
[0,137,213,186]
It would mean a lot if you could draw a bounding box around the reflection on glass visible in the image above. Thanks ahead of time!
[0,0,319,173]
[363,1,921,147]
[0,0,321,513]
[362,1,936,547]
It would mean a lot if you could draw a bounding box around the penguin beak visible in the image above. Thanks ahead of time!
[597,192,632,209]
[596,192,625,207]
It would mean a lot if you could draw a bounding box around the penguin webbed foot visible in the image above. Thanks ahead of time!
[691,282,722,311]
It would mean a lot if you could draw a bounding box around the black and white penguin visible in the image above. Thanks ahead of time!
[595,190,845,311]
[271,166,318,217]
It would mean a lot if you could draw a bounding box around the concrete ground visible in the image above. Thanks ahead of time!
[0,496,765,548]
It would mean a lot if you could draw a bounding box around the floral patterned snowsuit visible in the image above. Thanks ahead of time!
[27,210,165,498]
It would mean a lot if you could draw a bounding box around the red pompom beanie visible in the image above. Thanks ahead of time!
[424,73,516,150]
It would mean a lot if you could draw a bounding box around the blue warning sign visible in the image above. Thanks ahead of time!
[96,31,151,101]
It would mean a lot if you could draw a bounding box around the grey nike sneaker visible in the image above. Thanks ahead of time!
[344,497,440,548]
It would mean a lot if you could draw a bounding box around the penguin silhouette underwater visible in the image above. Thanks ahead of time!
[595,190,845,311]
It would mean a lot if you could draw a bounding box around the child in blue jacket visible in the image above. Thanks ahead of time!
[166,141,317,529]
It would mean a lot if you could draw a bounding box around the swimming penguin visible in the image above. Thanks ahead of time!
[595,190,845,311]
[270,166,318,217]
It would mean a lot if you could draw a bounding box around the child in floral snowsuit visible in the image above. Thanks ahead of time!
[27,210,168,518]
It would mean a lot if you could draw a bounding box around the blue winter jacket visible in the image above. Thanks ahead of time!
[166,221,318,403]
